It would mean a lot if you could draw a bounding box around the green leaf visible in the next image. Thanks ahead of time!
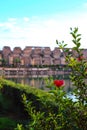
[71,33,76,39]
[77,38,81,42]
[74,27,78,33]
[63,44,67,47]
[72,39,76,44]
[77,43,81,48]
[62,40,64,43]
[56,40,58,44]
[70,27,72,31]
[77,34,81,37]
[63,48,69,52]
[73,47,78,51]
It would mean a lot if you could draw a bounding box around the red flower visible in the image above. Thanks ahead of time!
[54,80,64,88]
[77,56,84,61]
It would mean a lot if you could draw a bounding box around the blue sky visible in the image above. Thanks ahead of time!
[0,0,87,50]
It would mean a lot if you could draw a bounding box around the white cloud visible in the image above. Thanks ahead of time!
[0,23,4,27]
[8,18,17,22]
[23,17,30,22]
[0,19,17,31]
[0,12,87,50]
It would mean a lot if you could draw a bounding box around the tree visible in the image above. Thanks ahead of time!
[13,58,21,67]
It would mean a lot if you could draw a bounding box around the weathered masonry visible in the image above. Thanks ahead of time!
[0,46,87,67]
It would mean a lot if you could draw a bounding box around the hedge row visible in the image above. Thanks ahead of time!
[0,77,58,121]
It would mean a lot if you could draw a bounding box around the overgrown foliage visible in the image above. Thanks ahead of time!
[0,27,87,130]
[15,28,87,130]
[0,77,59,129]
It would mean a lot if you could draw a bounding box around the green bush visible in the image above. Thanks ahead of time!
[0,117,17,130]
[0,27,87,130]
[15,27,87,130]
[0,92,12,114]
[0,77,59,129]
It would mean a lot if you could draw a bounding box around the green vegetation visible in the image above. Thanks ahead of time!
[0,77,58,129]
[0,28,87,129]
[0,117,17,130]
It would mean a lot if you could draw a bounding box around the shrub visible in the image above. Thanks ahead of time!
[17,27,87,130]
[0,117,17,130]
[0,28,87,130]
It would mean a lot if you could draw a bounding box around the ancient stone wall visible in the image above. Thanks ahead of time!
[0,46,87,67]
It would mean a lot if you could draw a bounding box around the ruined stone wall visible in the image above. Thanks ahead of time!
[0,46,87,67]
